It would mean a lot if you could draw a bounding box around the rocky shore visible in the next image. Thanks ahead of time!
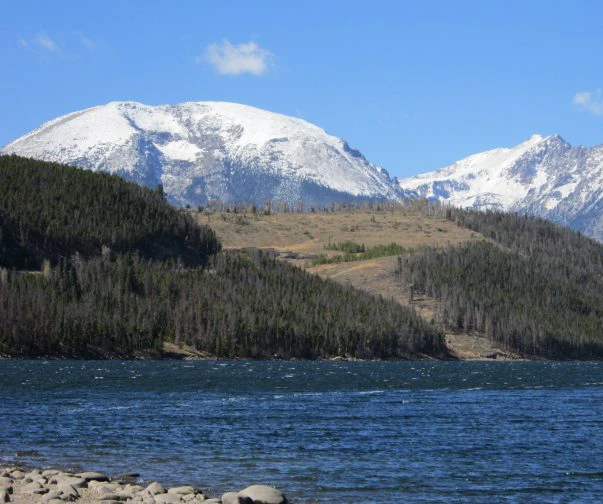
[0,467,288,504]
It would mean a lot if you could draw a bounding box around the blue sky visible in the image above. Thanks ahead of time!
[1,0,603,178]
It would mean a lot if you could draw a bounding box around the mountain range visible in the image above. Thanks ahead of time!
[3,101,603,241]
[399,134,603,241]
[2,101,405,208]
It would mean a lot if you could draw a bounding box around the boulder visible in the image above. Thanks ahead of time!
[76,471,109,482]
[168,485,199,495]
[58,477,87,489]
[24,481,48,494]
[221,492,240,504]
[42,491,63,502]
[95,484,118,495]
[154,493,183,504]
[145,482,166,495]
[9,471,24,480]
[238,485,288,504]
[57,483,80,500]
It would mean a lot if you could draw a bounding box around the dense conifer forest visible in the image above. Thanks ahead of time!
[0,155,444,359]
[0,155,220,269]
[396,208,603,358]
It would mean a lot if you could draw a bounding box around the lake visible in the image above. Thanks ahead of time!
[1,361,602,503]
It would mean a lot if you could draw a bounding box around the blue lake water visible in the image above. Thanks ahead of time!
[1,361,603,503]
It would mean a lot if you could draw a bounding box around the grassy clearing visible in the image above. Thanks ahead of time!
[192,207,480,253]
[310,243,412,265]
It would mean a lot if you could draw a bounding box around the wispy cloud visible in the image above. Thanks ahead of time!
[34,31,59,52]
[573,90,603,117]
[18,31,61,58]
[199,39,272,76]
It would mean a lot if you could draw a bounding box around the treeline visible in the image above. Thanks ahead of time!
[0,155,220,269]
[396,208,603,358]
[0,250,445,359]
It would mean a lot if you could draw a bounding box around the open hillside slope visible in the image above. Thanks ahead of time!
[399,134,603,241]
[2,101,406,208]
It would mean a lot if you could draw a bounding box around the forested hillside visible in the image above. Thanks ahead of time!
[0,155,220,269]
[0,155,444,359]
[0,250,444,359]
[396,208,603,358]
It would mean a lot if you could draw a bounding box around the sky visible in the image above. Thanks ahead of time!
[1,0,603,179]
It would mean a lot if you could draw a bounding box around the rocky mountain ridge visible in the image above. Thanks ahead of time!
[399,134,603,241]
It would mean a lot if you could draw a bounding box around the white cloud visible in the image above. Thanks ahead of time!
[34,32,59,52]
[199,40,272,75]
[573,90,603,117]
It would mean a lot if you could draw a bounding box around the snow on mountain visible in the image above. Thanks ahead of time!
[2,101,406,208]
[399,134,603,241]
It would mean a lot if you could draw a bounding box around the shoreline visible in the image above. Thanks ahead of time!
[0,465,289,504]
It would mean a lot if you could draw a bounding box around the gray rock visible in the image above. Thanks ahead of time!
[154,493,183,504]
[9,471,24,480]
[202,499,222,504]
[123,484,144,493]
[76,471,109,482]
[222,491,240,504]
[42,491,63,502]
[96,484,119,495]
[145,482,166,495]
[58,477,87,489]
[98,494,128,501]
[182,494,204,502]
[0,478,12,486]
[42,470,61,477]
[238,485,288,504]
[169,486,199,495]
[24,481,48,494]
[0,485,12,495]
[45,500,65,504]
[57,483,79,500]
[0,489,9,503]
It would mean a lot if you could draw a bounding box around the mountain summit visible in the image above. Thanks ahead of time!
[399,135,603,241]
[3,101,405,208]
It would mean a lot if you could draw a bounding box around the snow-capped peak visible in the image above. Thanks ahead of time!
[399,134,603,241]
[3,101,405,207]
